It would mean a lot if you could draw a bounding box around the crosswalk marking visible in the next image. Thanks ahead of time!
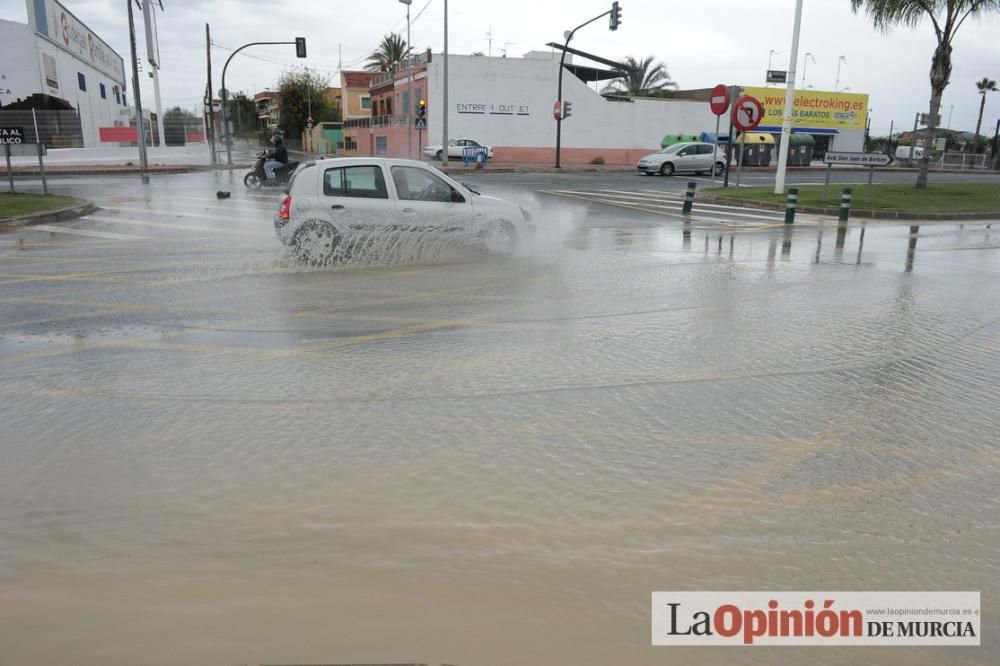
[540,188,793,223]
[26,224,151,240]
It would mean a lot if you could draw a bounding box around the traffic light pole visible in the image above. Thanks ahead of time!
[221,40,304,165]
[555,7,616,168]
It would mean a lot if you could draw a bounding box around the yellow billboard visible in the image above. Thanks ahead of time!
[741,87,869,131]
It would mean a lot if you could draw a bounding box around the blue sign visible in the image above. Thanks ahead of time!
[415,117,427,130]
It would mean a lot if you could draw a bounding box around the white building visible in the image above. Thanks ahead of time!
[418,53,866,165]
[0,0,129,147]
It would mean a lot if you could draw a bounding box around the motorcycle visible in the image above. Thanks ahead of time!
[243,151,300,190]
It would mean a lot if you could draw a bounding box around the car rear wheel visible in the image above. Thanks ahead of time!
[292,220,340,266]
[714,161,725,176]
[435,150,443,160]
[244,172,262,189]
[659,162,675,176]
[478,219,518,255]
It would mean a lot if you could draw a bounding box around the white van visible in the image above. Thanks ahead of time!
[895,146,925,163]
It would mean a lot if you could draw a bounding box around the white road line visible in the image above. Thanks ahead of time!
[82,215,271,238]
[548,189,788,221]
[26,224,151,240]
[103,205,271,222]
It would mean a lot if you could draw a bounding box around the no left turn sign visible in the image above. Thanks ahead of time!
[732,95,764,132]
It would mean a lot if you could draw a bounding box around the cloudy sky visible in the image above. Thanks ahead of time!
[2,0,999,136]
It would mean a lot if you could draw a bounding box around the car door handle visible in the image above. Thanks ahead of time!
[331,204,345,210]
[401,207,416,214]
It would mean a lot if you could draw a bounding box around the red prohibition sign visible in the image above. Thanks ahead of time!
[732,95,764,132]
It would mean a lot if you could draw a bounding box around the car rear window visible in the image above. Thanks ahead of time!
[323,165,389,199]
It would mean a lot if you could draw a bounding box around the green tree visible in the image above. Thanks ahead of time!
[850,0,1000,188]
[973,77,998,150]
[227,92,257,138]
[276,68,331,141]
[601,56,677,97]
[365,33,409,72]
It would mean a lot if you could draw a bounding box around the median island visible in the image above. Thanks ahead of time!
[0,192,84,220]
[705,183,1000,219]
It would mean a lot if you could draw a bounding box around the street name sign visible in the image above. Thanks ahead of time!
[823,151,893,166]
[732,95,764,132]
[709,84,730,116]
[0,127,25,144]
[766,69,787,83]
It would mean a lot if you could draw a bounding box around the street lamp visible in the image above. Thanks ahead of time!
[399,0,412,159]
[441,0,449,166]
[767,49,781,84]
[834,55,846,92]
[802,52,815,88]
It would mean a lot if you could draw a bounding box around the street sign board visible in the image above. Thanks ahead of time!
[709,84,730,116]
[732,96,764,132]
[0,127,25,145]
[414,117,426,130]
[553,101,562,121]
[919,113,941,125]
[823,151,893,166]
[933,137,946,150]
[5,143,46,157]
[766,69,787,83]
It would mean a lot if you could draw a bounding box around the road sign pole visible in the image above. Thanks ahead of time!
[909,112,918,165]
[822,163,831,202]
[773,0,803,195]
[712,115,720,183]
[867,165,874,203]
[723,86,737,188]
[5,144,13,193]
[32,110,47,196]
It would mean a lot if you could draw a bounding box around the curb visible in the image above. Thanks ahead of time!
[0,200,99,229]
[698,194,1000,221]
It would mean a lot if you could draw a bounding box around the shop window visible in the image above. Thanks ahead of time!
[78,72,86,92]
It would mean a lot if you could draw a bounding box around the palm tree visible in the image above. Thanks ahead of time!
[365,33,409,72]
[850,0,1000,189]
[601,56,677,98]
[974,77,998,150]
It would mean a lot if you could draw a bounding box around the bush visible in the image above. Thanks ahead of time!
[589,156,605,165]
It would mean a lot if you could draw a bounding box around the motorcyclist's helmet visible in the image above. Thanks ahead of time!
[271,135,282,145]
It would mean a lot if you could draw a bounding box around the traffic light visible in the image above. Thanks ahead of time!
[562,100,573,120]
[609,1,622,31]
[295,37,307,58]
[418,99,426,119]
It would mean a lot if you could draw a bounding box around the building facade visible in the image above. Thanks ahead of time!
[0,0,129,147]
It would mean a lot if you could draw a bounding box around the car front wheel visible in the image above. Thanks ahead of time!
[478,219,518,255]
[659,162,675,176]
[292,220,340,266]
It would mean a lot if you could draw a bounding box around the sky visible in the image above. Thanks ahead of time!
[2,0,999,136]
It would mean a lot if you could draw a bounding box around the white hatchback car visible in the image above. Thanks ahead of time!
[636,142,728,176]
[275,157,531,264]
[423,138,494,161]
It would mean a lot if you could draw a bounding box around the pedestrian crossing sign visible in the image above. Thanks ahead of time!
[415,117,427,130]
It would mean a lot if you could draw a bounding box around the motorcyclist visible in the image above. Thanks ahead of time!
[264,135,288,180]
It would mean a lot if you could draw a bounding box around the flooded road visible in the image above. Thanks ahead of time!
[1,171,998,665]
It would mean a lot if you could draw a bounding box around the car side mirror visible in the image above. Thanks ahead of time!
[451,190,465,203]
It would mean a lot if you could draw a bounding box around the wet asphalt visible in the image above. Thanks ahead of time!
[1,168,998,666]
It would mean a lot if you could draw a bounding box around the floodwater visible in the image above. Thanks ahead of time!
[0,174,998,665]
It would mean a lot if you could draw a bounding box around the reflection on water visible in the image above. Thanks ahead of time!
[1,219,998,666]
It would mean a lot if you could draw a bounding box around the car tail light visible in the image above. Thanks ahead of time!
[278,195,291,221]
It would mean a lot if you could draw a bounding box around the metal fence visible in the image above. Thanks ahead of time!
[937,152,990,170]
[0,110,84,147]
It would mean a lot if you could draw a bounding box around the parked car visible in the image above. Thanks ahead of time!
[636,142,727,176]
[274,157,532,264]
[423,138,494,160]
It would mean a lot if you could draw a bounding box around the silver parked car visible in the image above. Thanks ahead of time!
[274,157,532,264]
[636,142,727,176]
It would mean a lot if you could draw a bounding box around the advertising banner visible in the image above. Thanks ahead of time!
[30,0,126,87]
[741,86,869,131]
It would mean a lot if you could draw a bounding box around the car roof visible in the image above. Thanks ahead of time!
[310,157,433,169]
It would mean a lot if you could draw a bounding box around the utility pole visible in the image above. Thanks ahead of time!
[773,0,803,194]
[441,0,449,167]
[127,0,149,182]
[399,0,412,159]
[486,26,493,57]
[206,23,216,164]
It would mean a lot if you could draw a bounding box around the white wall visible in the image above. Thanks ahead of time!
[425,54,717,151]
[0,18,130,147]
